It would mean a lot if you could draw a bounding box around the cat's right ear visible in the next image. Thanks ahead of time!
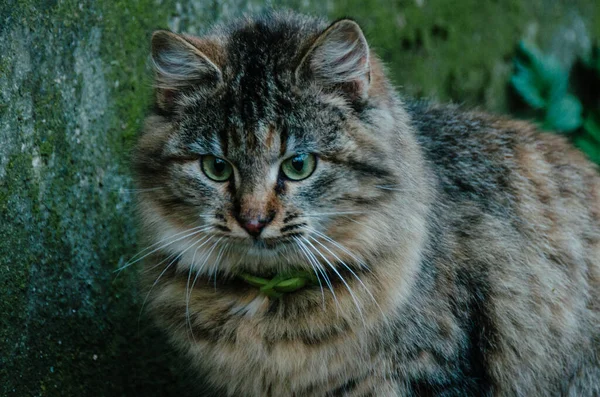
[294,19,370,102]
[151,30,223,111]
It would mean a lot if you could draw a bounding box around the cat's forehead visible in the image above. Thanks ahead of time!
[181,92,343,165]
[179,72,348,161]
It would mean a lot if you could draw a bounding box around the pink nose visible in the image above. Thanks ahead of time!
[240,219,268,237]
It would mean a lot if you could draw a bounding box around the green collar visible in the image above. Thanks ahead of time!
[238,271,318,299]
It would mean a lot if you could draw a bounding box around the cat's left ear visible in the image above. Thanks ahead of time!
[295,19,370,101]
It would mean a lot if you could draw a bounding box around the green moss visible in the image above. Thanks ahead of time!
[0,1,193,395]
[98,0,181,156]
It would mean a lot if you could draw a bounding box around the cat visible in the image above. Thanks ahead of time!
[132,10,600,396]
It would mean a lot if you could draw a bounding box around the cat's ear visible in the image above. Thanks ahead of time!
[151,30,222,110]
[295,19,370,100]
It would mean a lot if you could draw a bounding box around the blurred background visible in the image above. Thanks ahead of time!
[1,0,599,395]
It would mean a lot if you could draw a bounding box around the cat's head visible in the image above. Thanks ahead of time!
[133,11,425,280]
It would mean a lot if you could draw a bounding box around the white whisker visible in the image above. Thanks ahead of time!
[300,235,365,326]
[185,235,213,340]
[303,226,370,270]
[116,225,211,273]
[291,240,325,309]
[184,236,223,339]
[199,214,221,219]
[124,225,204,267]
[307,233,386,322]
[210,242,231,290]
[188,237,224,304]
[138,234,207,326]
[294,236,340,314]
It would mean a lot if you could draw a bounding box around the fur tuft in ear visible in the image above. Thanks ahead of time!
[296,19,370,100]
[151,30,222,110]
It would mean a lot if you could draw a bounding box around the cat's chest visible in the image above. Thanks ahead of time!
[185,301,377,396]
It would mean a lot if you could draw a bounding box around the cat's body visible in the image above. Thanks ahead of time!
[133,11,600,396]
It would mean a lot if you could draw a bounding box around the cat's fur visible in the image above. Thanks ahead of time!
[133,11,600,396]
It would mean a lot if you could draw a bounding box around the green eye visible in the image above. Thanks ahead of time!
[281,153,317,181]
[201,155,233,182]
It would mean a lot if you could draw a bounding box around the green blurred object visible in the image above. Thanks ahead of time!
[579,114,600,163]
[510,41,600,164]
[511,41,569,110]
[584,113,600,144]
[238,271,318,298]
[544,94,584,132]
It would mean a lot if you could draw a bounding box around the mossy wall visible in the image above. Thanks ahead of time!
[1,0,598,395]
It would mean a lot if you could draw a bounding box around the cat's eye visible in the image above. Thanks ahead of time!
[281,153,316,181]
[201,155,233,182]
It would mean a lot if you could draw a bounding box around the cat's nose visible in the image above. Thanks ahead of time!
[238,217,270,237]
[234,190,277,237]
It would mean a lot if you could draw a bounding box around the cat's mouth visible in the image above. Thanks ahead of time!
[233,233,305,250]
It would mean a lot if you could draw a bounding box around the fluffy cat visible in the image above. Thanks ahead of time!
[132,11,600,396]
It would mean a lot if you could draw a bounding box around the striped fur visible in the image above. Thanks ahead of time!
[133,11,600,396]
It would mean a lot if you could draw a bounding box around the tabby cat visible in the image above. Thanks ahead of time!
[132,11,600,396]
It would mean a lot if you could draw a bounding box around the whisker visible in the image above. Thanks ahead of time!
[307,234,386,322]
[302,226,370,270]
[116,226,211,273]
[138,234,206,327]
[186,260,197,339]
[186,236,220,321]
[125,225,206,265]
[291,240,325,310]
[210,242,231,290]
[185,235,214,340]
[144,249,180,273]
[184,236,222,339]
[199,214,217,219]
[188,237,224,305]
[300,235,365,325]
[294,237,340,314]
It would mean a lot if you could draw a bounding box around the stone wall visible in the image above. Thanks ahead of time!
[1,0,598,395]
